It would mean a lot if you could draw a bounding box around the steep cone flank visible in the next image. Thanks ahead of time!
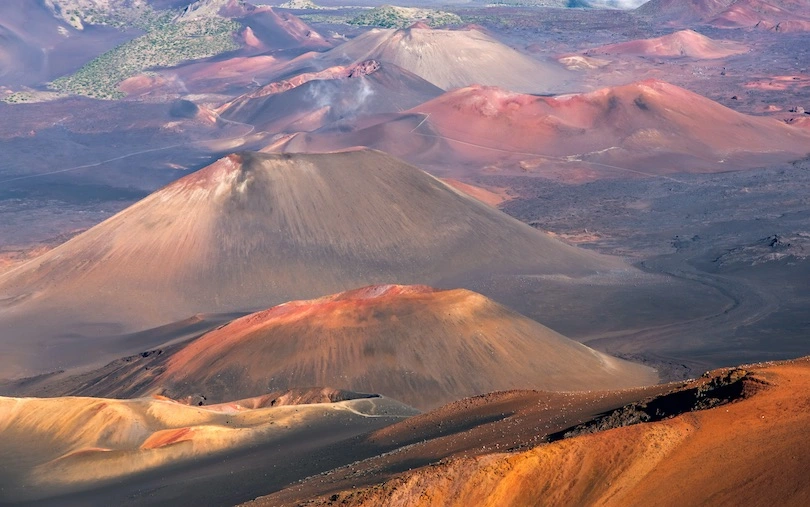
[125,285,657,410]
[0,391,416,502]
[587,30,747,59]
[299,26,572,94]
[0,150,624,377]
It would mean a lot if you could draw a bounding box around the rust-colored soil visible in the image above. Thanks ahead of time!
[128,284,656,410]
[439,179,511,206]
[587,30,747,59]
[255,358,810,507]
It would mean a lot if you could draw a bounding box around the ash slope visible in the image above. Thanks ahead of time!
[64,285,656,410]
[0,150,626,377]
[218,60,443,132]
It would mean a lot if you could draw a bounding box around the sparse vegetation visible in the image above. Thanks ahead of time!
[2,91,67,104]
[348,5,462,29]
[49,17,240,99]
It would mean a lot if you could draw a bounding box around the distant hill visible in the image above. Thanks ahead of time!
[277,80,810,177]
[281,25,573,94]
[586,30,747,59]
[636,0,810,29]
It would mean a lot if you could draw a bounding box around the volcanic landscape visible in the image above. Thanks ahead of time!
[1,0,809,505]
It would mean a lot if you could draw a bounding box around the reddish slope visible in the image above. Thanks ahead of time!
[258,358,810,507]
[587,30,747,59]
[276,80,810,177]
[414,80,810,165]
[117,285,656,409]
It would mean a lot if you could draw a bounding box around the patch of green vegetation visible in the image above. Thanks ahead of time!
[50,17,240,100]
[347,5,463,29]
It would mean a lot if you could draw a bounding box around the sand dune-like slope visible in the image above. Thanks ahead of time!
[218,60,443,132]
[272,358,810,507]
[278,79,810,176]
[66,285,655,410]
[0,389,416,503]
[284,25,572,94]
[0,149,626,377]
[587,30,747,59]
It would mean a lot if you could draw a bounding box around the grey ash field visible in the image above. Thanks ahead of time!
[1,0,810,505]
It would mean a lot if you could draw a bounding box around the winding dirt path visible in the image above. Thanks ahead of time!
[583,254,780,377]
